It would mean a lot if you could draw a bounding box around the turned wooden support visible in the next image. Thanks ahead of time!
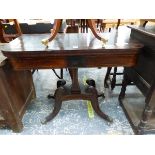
[119,72,131,101]
[138,80,155,133]
[68,68,81,94]
[43,78,112,124]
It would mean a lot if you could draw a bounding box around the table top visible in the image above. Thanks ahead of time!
[128,25,155,38]
[1,27,143,58]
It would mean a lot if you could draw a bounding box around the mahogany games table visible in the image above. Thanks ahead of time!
[1,26,143,124]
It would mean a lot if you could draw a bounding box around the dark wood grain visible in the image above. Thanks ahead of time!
[1,30,143,70]
[1,28,143,127]
[0,19,22,43]
[119,25,155,134]
[0,59,36,132]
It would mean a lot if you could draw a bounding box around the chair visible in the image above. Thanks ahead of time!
[99,19,136,32]
[65,19,79,33]
[80,19,88,33]
[139,19,155,27]
[98,19,120,32]
[103,19,137,90]
[104,67,123,90]
[0,19,22,43]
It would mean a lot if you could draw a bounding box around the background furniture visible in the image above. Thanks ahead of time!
[103,19,138,90]
[0,19,54,35]
[119,25,155,134]
[0,19,22,43]
[140,19,155,27]
[0,59,36,132]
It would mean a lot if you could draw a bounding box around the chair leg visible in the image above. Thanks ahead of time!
[52,69,63,79]
[119,72,131,101]
[111,67,117,90]
[104,67,112,88]
[60,69,63,79]
[31,69,38,74]
[100,23,106,32]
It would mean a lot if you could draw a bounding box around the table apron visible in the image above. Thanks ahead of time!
[9,54,138,70]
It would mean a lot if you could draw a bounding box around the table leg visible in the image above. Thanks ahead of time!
[41,87,64,124]
[43,68,113,124]
[86,85,113,123]
[68,68,81,94]
[86,78,105,98]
